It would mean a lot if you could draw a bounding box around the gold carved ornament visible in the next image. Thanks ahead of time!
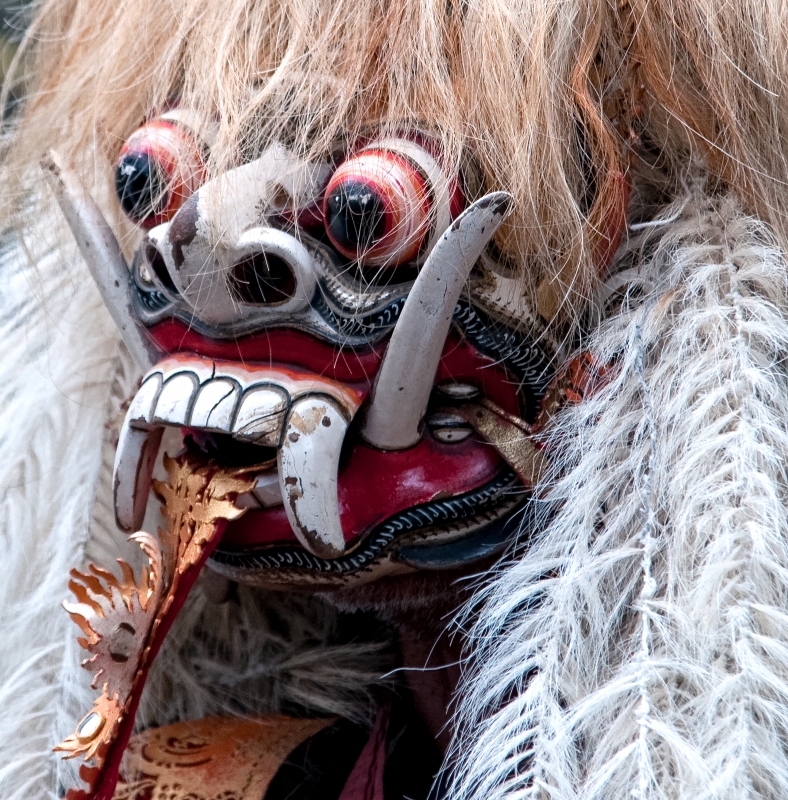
[112,715,333,800]
[55,454,255,800]
[451,397,545,488]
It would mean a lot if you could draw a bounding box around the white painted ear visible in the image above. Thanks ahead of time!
[42,150,159,372]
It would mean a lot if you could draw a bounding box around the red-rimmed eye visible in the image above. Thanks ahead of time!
[323,148,429,267]
[323,138,463,269]
[115,114,206,228]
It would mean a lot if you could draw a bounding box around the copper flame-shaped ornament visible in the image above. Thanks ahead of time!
[55,454,255,800]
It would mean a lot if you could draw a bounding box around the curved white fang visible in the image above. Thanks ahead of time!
[360,192,513,449]
[114,372,164,532]
[278,396,349,558]
[42,150,159,373]
[114,423,164,533]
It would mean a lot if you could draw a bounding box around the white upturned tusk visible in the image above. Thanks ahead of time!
[360,192,513,449]
[278,395,349,558]
[42,150,159,373]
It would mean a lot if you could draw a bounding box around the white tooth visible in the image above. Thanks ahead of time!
[113,421,164,532]
[190,378,240,432]
[127,373,163,428]
[235,492,262,510]
[278,396,348,558]
[236,469,283,510]
[232,386,289,445]
[152,372,199,426]
[253,470,283,507]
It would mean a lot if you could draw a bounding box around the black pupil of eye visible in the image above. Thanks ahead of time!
[324,180,387,254]
[229,252,296,305]
[115,152,168,221]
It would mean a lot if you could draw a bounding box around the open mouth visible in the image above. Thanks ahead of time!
[115,350,532,589]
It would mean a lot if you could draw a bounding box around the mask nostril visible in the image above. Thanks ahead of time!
[145,243,178,295]
[229,251,297,306]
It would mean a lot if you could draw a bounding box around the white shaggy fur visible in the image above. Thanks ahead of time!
[0,204,392,798]
[448,191,788,800]
[0,209,125,798]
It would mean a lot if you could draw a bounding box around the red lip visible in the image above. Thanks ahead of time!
[145,318,522,559]
[221,434,506,551]
[147,319,386,383]
[146,319,521,415]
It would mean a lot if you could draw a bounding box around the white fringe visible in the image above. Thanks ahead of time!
[448,192,788,800]
[0,210,124,799]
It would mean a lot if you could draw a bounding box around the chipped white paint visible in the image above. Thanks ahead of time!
[113,423,164,532]
[112,355,363,535]
[197,144,329,244]
[140,223,180,299]
[361,192,512,449]
[190,379,239,432]
[235,226,317,314]
[278,396,349,558]
[158,145,328,325]
[232,386,289,446]
[152,372,198,426]
[126,373,162,428]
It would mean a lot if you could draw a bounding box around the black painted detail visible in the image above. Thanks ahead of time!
[146,243,178,294]
[134,283,171,313]
[325,179,387,255]
[229,252,297,305]
[211,469,523,574]
[311,291,406,338]
[452,299,554,420]
[397,503,528,570]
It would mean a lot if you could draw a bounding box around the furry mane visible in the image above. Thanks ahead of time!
[5,2,788,798]
[3,1,788,321]
[2,0,632,321]
[449,190,788,799]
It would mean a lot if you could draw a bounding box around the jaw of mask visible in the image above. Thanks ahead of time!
[46,128,558,592]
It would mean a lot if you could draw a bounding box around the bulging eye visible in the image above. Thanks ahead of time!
[322,138,462,269]
[115,112,207,228]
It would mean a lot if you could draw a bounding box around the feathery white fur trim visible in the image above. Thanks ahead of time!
[0,211,124,799]
[448,191,788,800]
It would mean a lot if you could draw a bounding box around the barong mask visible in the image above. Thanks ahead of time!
[43,104,625,798]
[45,113,611,591]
